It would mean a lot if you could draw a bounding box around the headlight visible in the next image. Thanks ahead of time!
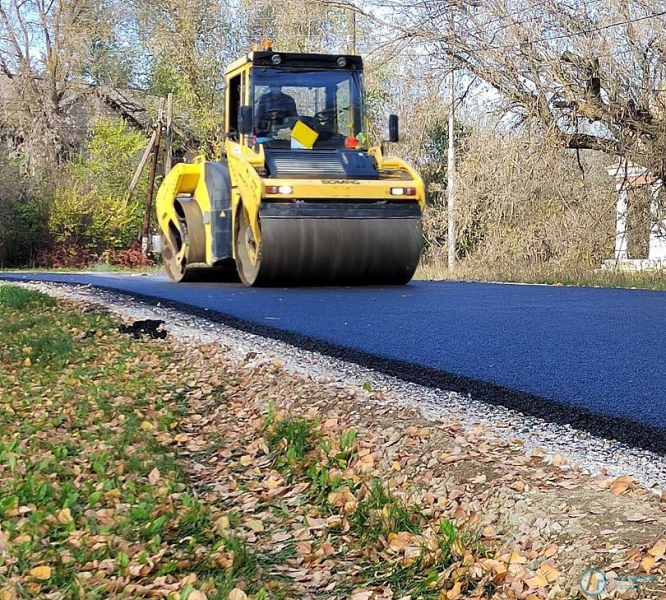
[265,185,293,195]
[390,187,416,196]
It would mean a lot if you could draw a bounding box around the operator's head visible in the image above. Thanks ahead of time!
[269,85,282,96]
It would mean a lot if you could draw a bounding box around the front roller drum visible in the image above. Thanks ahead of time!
[235,202,422,286]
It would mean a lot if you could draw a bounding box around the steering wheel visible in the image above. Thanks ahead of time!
[314,109,336,124]
[262,109,286,122]
[257,109,288,135]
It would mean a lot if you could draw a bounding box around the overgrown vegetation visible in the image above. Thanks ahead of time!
[0,121,154,269]
[260,410,490,599]
[49,120,150,253]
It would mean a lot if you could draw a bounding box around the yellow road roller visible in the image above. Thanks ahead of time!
[155,45,425,286]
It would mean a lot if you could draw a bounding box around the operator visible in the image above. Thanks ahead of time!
[255,85,297,130]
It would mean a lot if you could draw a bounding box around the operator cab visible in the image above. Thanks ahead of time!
[252,64,365,149]
[226,51,368,152]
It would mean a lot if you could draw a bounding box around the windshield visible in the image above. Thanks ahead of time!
[252,67,365,150]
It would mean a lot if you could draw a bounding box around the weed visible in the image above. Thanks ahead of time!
[351,479,422,541]
[266,416,318,469]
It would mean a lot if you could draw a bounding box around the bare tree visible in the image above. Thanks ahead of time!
[349,0,666,181]
[0,0,120,171]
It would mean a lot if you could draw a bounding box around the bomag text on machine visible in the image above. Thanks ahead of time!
[156,44,425,286]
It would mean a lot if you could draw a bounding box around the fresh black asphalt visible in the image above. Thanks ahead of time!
[3,272,664,453]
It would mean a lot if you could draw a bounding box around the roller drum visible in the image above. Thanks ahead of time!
[247,202,422,286]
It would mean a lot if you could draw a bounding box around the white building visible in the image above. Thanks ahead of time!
[606,160,665,270]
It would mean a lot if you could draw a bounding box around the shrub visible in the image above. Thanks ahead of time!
[48,119,149,252]
[102,242,154,268]
[49,243,97,269]
[422,124,617,277]
[0,154,51,268]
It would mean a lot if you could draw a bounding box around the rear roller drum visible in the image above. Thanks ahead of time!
[162,198,207,283]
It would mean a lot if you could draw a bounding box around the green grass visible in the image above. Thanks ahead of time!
[0,285,56,309]
[0,285,284,599]
[0,284,490,600]
[266,416,318,470]
[350,479,422,541]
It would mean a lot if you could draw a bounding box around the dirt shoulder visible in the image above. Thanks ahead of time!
[178,343,666,599]
[1,284,664,599]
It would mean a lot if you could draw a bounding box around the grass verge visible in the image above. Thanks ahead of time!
[417,260,666,291]
[0,286,281,599]
[0,285,491,599]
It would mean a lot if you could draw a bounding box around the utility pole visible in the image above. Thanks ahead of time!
[142,99,165,255]
[163,93,174,174]
[447,11,456,272]
[349,8,357,54]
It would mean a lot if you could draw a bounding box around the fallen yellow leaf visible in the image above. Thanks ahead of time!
[649,539,666,558]
[140,421,154,431]
[148,468,161,484]
[23,357,31,367]
[610,476,632,495]
[13,534,31,545]
[351,591,373,600]
[526,574,548,589]
[29,565,51,580]
[537,563,561,582]
[641,555,655,574]
[305,516,327,529]
[56,508,73,524]
[447,581,462,600]
[245,518,264,532]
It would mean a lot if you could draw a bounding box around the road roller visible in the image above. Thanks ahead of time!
[155,44,425,286]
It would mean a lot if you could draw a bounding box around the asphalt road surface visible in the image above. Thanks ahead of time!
[3,272,665,453]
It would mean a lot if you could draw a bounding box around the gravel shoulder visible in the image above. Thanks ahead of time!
[7,281,666,598]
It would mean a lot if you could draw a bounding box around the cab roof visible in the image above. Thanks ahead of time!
[225,51,363,76]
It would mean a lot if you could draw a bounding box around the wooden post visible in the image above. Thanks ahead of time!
[164,93,174,174]
[142,100,165,255]
[127,129,157,200]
